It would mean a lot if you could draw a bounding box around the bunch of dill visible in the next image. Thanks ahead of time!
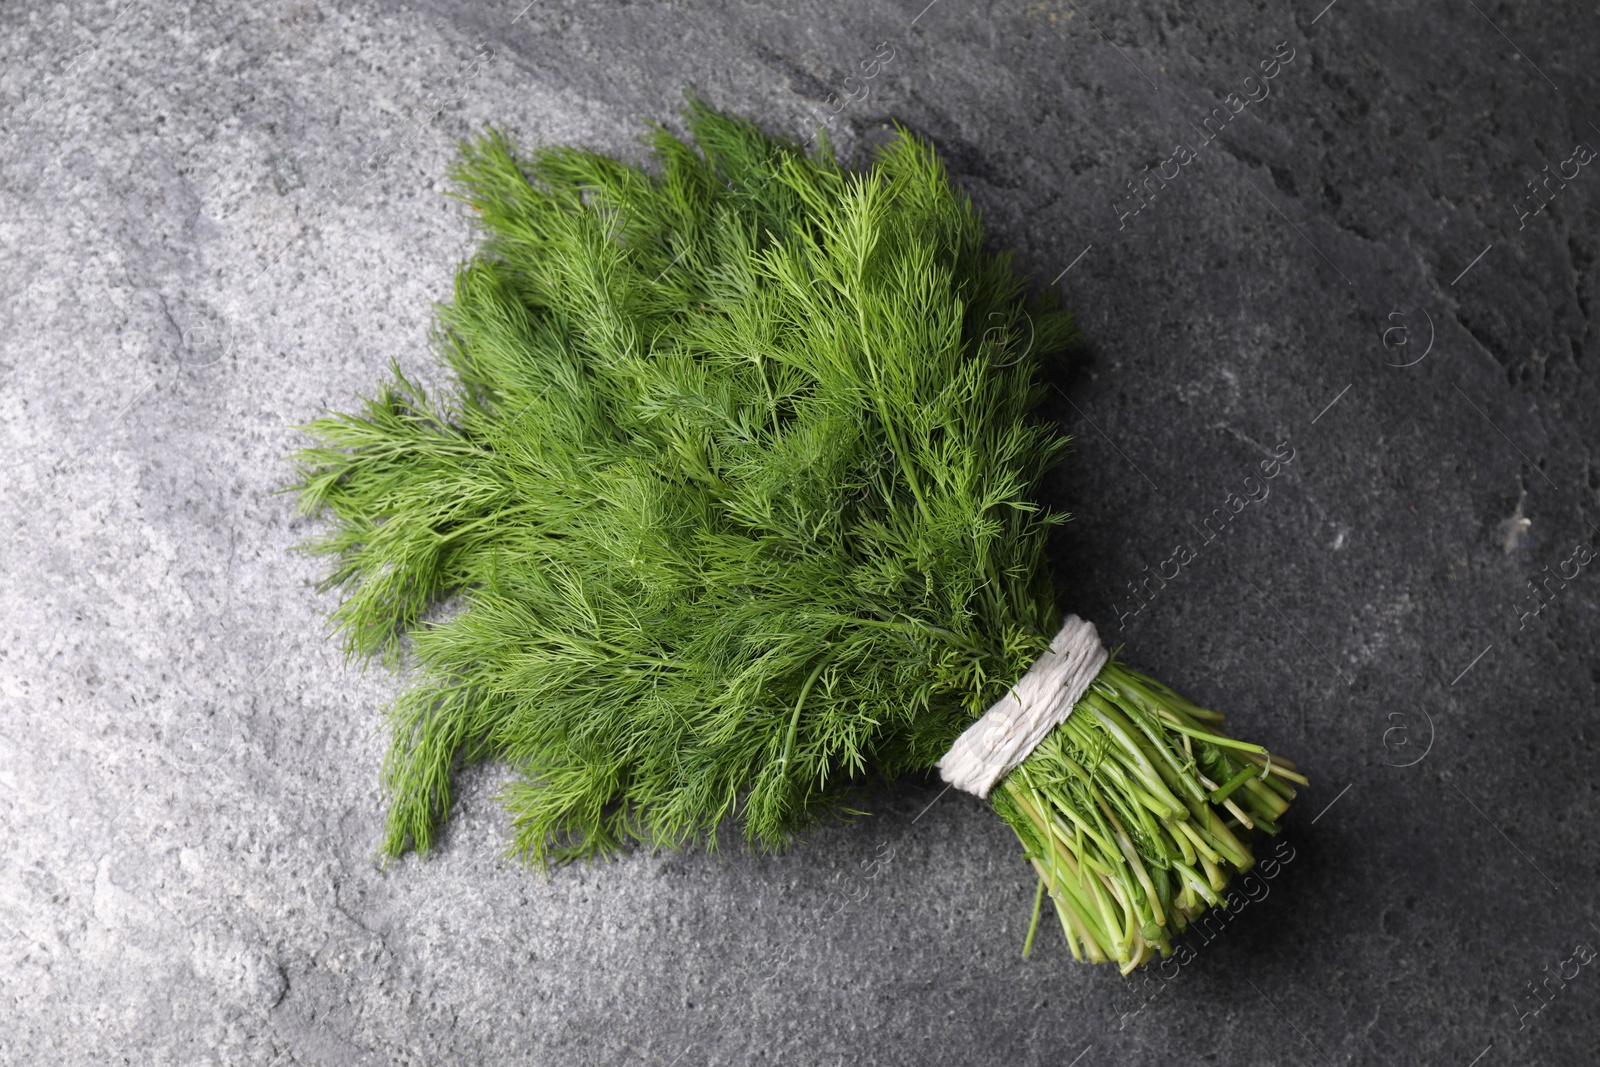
[287,94,1301,968]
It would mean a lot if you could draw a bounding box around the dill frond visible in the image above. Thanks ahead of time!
[287,92,1301,969]
[289,91,1074,865]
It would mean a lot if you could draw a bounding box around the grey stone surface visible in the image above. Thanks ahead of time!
[3,0,1598,1063]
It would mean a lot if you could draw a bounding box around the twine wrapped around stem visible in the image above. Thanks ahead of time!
[937,615,1106,798]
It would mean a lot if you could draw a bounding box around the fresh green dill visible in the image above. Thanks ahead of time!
[286,92,1301,969]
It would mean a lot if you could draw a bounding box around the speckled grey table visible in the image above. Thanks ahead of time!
[3,1,1598,1063]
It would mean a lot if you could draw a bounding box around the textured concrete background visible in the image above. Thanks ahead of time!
[3,0,1599,1063]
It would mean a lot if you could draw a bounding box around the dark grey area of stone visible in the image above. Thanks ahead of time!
[3,0,1598,1063]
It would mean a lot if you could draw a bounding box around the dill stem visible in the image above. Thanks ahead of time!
[990,657,1303,966]
[1154,716,1269,755]
[1233,747,1311,786]
[779,657,828,767]
[1022,877,1047,958]
[1221,796,1256,830]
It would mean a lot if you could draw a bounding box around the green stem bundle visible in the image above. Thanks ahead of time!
[989,659,1305,972]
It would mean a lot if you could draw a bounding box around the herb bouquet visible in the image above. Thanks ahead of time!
[287,94,1306,971]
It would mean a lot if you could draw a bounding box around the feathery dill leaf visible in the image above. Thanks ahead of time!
[288,93,1077,864]
[290,93,1305,971]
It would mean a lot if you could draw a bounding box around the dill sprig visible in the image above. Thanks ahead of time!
[286,92,1301,968]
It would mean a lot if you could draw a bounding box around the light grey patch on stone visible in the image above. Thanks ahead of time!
[190,930,289,1010]
[273,153,304,196]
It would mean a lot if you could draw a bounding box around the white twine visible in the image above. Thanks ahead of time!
[936,614,1108,798]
